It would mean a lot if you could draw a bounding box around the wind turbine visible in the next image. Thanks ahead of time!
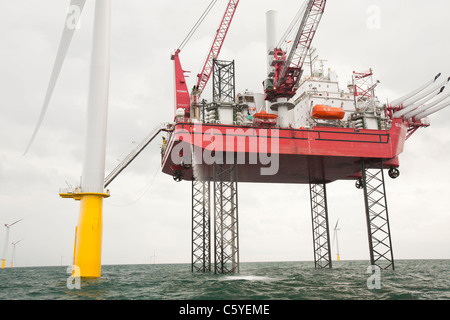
[24,0,111,277]
[1,219,24,269]
[332,219,340,261]
[10,240,23,268]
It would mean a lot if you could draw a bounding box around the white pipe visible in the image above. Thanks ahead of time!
[404,92,450,119]
[81,0,111,193]
[415,101,450,121]
[390,73,441,107]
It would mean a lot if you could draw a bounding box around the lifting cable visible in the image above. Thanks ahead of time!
[177,0,219,52]
[277,0,308,48]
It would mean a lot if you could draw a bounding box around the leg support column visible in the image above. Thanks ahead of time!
[213,163,239,274]
[192,179,211,273]
[361,160,395,270]
[310,183,332,269]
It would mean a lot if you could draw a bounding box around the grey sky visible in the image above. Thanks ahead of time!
[0,0,449,267]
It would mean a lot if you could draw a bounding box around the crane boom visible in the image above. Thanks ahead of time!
[265,0,326,102]
[191,0,240,105]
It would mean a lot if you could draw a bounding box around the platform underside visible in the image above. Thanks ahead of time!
[161,119,408,184]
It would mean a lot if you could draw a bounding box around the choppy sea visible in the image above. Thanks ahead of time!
[1,260,449,301]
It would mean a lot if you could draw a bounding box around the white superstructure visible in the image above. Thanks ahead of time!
[291,66,355,128]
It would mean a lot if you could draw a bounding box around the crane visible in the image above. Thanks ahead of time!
[104,0,240,187]
[172,0,240,120]
[264,0,327,103]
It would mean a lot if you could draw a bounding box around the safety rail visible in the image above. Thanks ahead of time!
[174,122,391,144]
[104,123,172,188]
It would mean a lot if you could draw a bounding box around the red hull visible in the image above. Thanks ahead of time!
[161,118,407,184]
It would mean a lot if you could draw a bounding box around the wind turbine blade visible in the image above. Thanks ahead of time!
[394,80,449,118]
[390,73,441,107]
[8,218,24,227]
[334,218,339,230]
[24,0,87,155]
[415,100,450,120]
[404,92,450,120]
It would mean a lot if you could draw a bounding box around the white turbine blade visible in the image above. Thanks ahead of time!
[334,218,339,230]
[395,86,446,119]
[8,218,24,227]
[405,91,450,120]
[415,101,450,120]
[403,76,449,107]
[24,0,87,155]
[394,79,449,118]
[390,73,441,107]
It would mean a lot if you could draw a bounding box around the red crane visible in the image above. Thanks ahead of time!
[172,0,240,119]
[264,0,327,102]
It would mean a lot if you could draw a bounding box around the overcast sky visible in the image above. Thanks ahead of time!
[1,0,449,268]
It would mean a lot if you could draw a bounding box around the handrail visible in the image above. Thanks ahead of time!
[104,123,172,188]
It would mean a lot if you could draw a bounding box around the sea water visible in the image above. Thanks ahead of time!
[0,260,449,301]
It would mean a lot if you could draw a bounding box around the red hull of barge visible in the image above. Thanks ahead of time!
[161,118,408,184]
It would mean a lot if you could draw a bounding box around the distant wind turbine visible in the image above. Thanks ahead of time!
[332,219,340,261]
[10,240,23,268]
[1,218,24,269]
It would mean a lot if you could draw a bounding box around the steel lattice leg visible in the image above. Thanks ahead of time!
[361,160,395,270]
[213,163,239,274]
[310,183,332,269]
[192,179,211,273]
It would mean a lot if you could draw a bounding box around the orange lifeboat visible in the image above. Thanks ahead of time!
[254,110,278,120]
[312,105,345,120]
[253,110,278,124]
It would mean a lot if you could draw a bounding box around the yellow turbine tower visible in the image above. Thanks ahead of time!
[25,0,111,278]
